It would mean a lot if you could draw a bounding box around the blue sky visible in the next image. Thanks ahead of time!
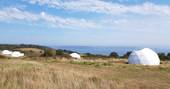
[0,0,170,47]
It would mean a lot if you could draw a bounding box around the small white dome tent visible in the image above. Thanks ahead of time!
[2,50,12,55]
[128,48,160,65]
[70,53,81,59]
[11,51,24,58]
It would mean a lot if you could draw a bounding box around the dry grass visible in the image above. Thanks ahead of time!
[15,48,44,52]
[15,48,44,57]
[0,59,169,89]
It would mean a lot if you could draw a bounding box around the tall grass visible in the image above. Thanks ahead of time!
[0,59,169,89]
[0,60,115,89]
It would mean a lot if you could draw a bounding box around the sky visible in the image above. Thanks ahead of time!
[0,0,170,47]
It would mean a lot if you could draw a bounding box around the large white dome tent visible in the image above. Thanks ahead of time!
[128,48,160,65]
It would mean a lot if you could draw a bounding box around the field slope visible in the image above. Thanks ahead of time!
[0,59,169,89]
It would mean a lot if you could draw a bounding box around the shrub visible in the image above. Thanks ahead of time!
[82,53,108,58]
[122,51,132,58]
[158,53,167,61]
[167,53,170,59]
[70,61,96,65]
[44,49,56,57]
[56,50,64,55]
[83,53,96,57]
[109,52,119,58]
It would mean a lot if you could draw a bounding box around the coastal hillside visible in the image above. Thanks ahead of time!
[0,44,54,50]
[0,44,76,57]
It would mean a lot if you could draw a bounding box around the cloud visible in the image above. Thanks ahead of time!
[40,11,97,28]
[100,16,170,33]
[0,7,38,21]
[24,0,170,16]
[0,7,170,33]
[0,7,97,29]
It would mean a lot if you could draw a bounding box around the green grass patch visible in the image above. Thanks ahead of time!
[69,61,96,65]
[159,67,170,72]
[69,61,113,68]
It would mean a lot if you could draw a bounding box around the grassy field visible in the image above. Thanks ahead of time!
[0,58,169,89]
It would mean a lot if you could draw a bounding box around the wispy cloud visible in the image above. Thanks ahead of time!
[24,0,170,16]
[0,7,38,21]
[100,16,170,33]
[0,6,170,33]
[40,12,97,28]
[0,7,97,29]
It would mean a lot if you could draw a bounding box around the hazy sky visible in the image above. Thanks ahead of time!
[0,0,170,47]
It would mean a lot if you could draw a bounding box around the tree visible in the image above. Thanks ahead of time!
[109,52,119,58]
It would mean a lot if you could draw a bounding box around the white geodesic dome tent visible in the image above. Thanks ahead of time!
[1,50,24,58]
[70,53,81,59]
[11,51,24,57]
[2,50,12,55]
[128,48,160,65]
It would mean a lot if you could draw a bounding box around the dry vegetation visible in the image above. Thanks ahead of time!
[15,48,44,57]
[16,48,44,53]
[0,58,169,89]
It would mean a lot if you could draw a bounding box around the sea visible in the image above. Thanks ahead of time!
[51,46,170,56]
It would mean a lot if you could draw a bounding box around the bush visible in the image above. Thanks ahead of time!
[82,53,108,58]
[167,53,170,59]
[109,52,119,58]
[122,51,132,58]
[56,50,64,55]
[83,53,97,57]
[158,53,167,60]
[165,53,170,61]
[44,49,56,57]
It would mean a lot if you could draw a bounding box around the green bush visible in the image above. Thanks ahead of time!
[44,49,56,57]
[167,53,170,57]
[167,53,170,59]
[56,50,64,55]
[158,53,167,61]
[122,51,132,58]
[70,61,95,65]
[83,53,108,58]
[109,52,119,58]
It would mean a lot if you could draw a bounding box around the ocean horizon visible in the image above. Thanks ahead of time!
[50,46,170,56]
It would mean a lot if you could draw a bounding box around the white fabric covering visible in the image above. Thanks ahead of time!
[1,50,24,58]
[11,51,24,57]
[128,48,160,65]
[2,50,12,55]
[70,53,81,59]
